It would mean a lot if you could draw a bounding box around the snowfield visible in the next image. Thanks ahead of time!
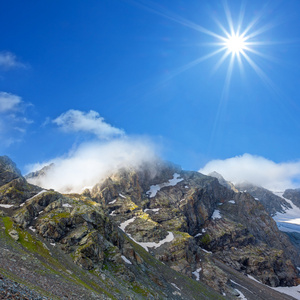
[118,217,174,252]
[146,173,183,198]
[212,209,221,219]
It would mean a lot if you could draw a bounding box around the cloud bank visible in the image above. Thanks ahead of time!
[25,109,158,193]
[199,154,300,191]
[26,138,158,193]
[53,109,125,139]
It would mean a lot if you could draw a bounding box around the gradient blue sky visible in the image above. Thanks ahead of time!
[1,0,300,177]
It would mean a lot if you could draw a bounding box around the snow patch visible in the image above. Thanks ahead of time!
[29,226,36,232]
[247,275,260,283]
[200,248,212,254]
[63,203,72,208]
[192,268,202,281]
[119,217,136,231]
[272,285,300,299]
[0,204,14,208]
[185,185,189,189]
[171,283,181,291]
[211,209,221,219]
[109,210,116,216]
[194,233,202,238]
[254,197,259,201]
[108,199,117,204]
[144,208,160,213]
[228,200,235,204]
[121,255,132,264]
[119,217,174,251]
[23,190,47,205]
[146,173,183,198]
[50,243,56,246]
[235,289,247,300]
[133,232,174,252]
[119,193,126,199]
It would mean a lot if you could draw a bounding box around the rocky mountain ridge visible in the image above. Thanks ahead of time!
[0,155,299,299]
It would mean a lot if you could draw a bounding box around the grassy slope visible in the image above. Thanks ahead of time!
[0,214,226,299]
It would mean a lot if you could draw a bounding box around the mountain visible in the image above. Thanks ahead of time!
[0,156,299,299]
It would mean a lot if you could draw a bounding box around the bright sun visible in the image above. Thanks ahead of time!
[224,33,246,54]
[139,0,273,91]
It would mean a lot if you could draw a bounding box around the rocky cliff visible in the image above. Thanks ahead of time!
[0,156,299,299]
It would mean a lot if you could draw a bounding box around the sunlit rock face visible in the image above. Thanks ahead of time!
[1,155,300,298]
[88,161,300,291]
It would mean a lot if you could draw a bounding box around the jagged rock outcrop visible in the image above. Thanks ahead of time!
[90,164,300,293]
[208,171,238,192]
[25,163,55,180]
[235,182,292,216]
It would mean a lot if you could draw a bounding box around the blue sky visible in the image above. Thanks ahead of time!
[1,0,300,186]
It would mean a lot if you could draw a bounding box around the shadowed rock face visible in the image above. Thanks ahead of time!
[235,182,292,216]
[1,155,300,299]
[0,156,22,187]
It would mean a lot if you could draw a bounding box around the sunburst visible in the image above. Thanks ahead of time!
[133,0,276,91]
[224,33,246,54]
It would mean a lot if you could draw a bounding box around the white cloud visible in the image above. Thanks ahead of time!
[199,153,300,191]
[0,51,25,69]
[26,138,158,193]
[0,92,33,148]
[0,92,22,112]
[53,109,125,139]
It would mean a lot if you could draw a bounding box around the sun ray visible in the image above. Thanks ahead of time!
[130,0,225,40]
[241,50,275,91]
[210,50,231,76]
[223,0,235,35]
[240,2,270,38]
[130,0,279,99]
[213,17,231,39]
[222,53,235,98]
[162,47,227,83]
[236,0,246,36]
[236,52,245,76]
[243,47,279,63]
[245,22,277,40]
